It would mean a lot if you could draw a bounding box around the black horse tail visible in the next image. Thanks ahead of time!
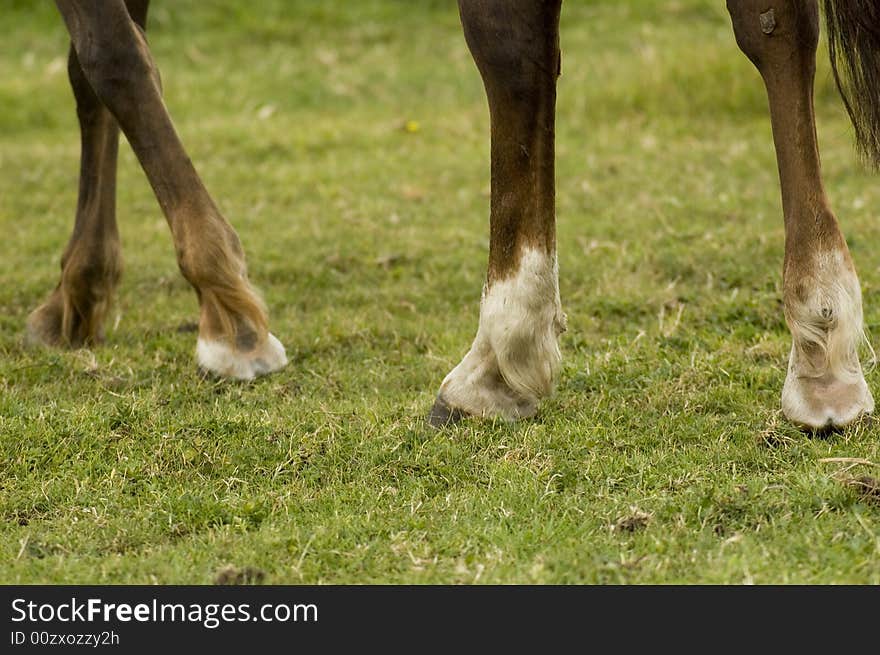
[823,1,880,166]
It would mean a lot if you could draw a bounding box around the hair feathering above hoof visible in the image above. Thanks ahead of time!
[785,253,872,383]
[437,248,565,420]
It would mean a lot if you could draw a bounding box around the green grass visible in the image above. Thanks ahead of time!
[2,0,879,584]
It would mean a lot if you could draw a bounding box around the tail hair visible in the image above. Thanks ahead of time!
[823,0,880,166]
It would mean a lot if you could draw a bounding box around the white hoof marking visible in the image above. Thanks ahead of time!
[196,332,287,380]
[782,250,873,428]
[439,248,565,420]
[782,355,873,428]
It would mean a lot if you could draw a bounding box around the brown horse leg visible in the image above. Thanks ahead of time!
[27,1,151,347]
[728,0,872,429]
[430,0,566,425]
[52,0,286,379]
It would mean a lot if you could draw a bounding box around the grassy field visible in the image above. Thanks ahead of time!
[1,0,879,584]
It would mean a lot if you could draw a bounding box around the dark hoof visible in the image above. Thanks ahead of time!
[26,291,100,348]
[427,395,466,428]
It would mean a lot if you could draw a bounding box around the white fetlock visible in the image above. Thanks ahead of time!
[196,332,287,381]
[782,252,873,429]
[438,248,566,420]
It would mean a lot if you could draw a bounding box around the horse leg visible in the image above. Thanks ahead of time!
[728,0,873,429]
[27,1,151,347]
[430,0,566,425]
[52,0,286,379]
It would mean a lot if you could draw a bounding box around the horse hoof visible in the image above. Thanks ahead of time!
[427,395,466,428]
[782,372,874,431]
[196,332,288,380]
[25,301,65,347]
